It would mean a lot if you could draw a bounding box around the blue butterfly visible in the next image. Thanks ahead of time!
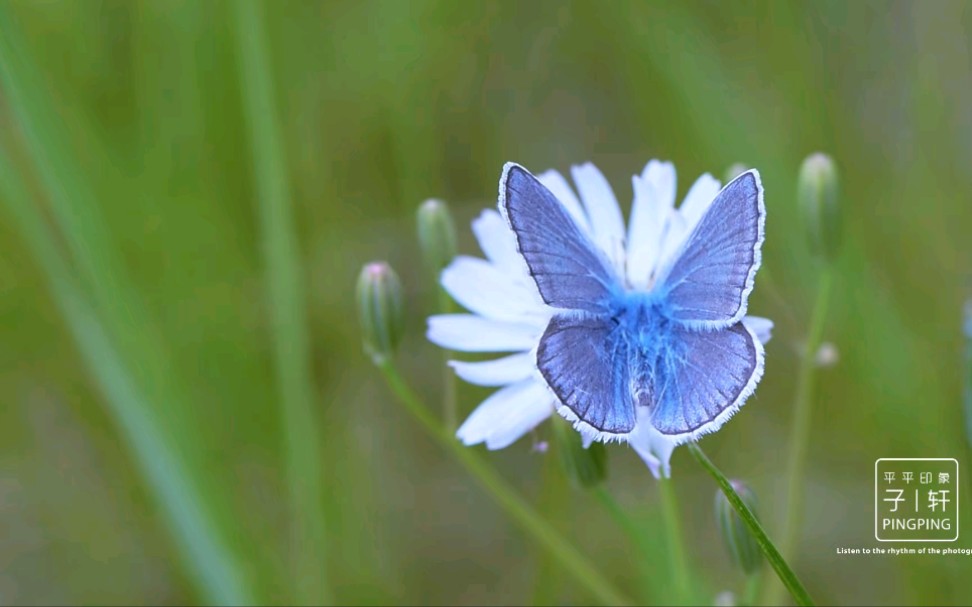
[500,163,766,441]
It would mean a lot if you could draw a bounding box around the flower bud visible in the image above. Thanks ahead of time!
[724,163,749,183]
[416,198,458,276]
[356,262,405,364]
[551,416,607,488]
[715,480,763,575]
[713,591,736,607]
[798,152,840,262]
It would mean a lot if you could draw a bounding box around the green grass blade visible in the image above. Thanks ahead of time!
[232,1,330,603]
[0,145,253,606]
[0,8,255,603]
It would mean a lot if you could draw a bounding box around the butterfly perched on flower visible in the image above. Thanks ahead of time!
[502,161,766,443]
[429,160,771,477]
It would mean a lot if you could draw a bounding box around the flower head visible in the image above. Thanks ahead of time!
[427,160,773,478]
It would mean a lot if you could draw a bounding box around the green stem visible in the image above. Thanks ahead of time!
[687,442,814,607]
[657,477,693,605]
[232,2,329,603]
[767,268,832,604]
[441,354,458,430]
[742,571,762,606]
[437,287,458,431]
[532,450,570,605]
[591,487,655,604]
[377,361,633,606]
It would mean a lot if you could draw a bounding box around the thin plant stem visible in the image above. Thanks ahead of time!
[591,486,655,604]
[377,361,634,607]
[441,351,458,430]
[232,2,329,603]
[753,265,801,334]
[437,287,458,430]
[687,442,814,607]
[743,571,762,606]
[657,477,693,605]
[767,268,833,604]
[531,450,564,605]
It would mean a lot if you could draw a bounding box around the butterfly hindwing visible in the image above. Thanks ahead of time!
[655,170,764,328]
[537,314,638,434]
[650,323,762,436]
[501,163,619,314]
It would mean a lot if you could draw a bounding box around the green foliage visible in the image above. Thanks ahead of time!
[0,1,969,605]
[551,416,608,489]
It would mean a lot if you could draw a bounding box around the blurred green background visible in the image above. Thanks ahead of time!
[1,0,971,605]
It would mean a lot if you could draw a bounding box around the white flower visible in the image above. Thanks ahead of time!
[427,160,773,478]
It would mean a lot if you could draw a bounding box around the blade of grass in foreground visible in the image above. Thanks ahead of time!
[0,8,255,603]
[232,1,330,603]
[0,144,253,605]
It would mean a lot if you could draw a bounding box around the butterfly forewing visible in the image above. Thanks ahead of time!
[501,163,619,314]
[655,171,764,328]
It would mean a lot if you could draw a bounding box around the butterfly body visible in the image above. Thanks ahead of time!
[501,162,765,444]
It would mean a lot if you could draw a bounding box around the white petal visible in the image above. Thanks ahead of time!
[654,173,723,271]
[571,163,626,271]
[631,443,663,479]
[742,316,774,344]
[645,160,677,210]
[537,169,591,236]
[471,210,521,274]
[455,379,553,449]
[678,173,721,236]
[627,409,677,479]
[486,396,555,449]
[441,256,546,322]
[655,213,683,270]
[448,352,535,386]
[427,314,538,352]
[627,160,676,287]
